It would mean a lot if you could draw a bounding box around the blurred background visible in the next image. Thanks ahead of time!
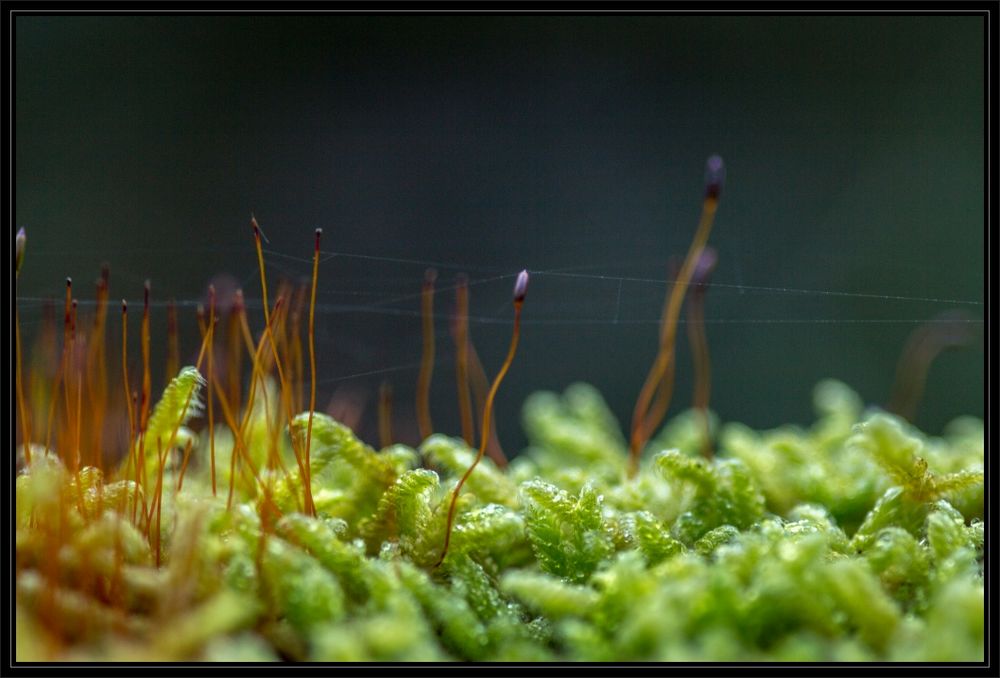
[15,15,984,453]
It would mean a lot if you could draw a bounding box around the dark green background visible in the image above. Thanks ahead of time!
[16,16,985,450]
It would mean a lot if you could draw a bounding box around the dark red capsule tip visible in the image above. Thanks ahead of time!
[704,155,725,200]
[513,270,529,303]
[66,277,72,287]
[424,268,438,284]
[122,299,128,312]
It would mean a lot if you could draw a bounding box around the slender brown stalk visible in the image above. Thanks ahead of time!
[886,310,977,422]
[251,216,271,328]
[226,297,286,510]
[119,300,137,519]
[84,264,109,469]
[686,248,717,459]
[304,228,323,518]
[467,340,507,468]
[138,281,152,493]
[72,311,82,475]
[435,270,528,568]
[206,287,218,496]
[252,222,309,507]
[629,156,724,476]
[15,308,31,465]
[378,380,394,449]
[226,292,245,413]
[289,285,308,413]
[44,278,73,464]
[15,229,32,465]
[452,273,474,445]
[416,268,437,440]
[175,306,217,492]
[165,299,180,385]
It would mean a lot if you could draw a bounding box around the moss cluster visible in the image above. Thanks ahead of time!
[15,376,984,662]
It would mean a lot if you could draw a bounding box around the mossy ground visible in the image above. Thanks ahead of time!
[14,374,984,662]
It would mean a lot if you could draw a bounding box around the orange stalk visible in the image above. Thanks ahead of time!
[886,310,977,422]
[73,335,83,476]
[68,299,80,475]
[436,270,528,568]
[289,285,307,413]
[304,228,323,518]
[173,302,216,492]
[206,287,218,496]
[628,156,724,476]
[138,281,152,494]
[686,249,717,459]
[415,268,437,441]
[119,300,137,517]
[467,339,507,468]
[251,216,271,328]
[215,374,267,511]
[197,303,206,338]
[226,292,245,412]
[252,228,307,493]
[452,273,474,445]
[226,297,286,510]
[237,291,271,417]
[85,264,109,469]
[378,380,394,449]
[44,278,72,464]
[15,233,32,464]
[165,299,180,385]
[15,312,31,465]
[13,228,36,467]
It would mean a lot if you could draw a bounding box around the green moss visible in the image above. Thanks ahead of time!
[124,366,204,485]
[15,378,984,661]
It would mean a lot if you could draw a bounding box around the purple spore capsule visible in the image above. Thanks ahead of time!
[513,269,529,303]
[704,155,725,200]
[15,228,26,275]
[692,247,719,285]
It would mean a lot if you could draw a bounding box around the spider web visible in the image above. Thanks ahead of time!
[14,227,985,454]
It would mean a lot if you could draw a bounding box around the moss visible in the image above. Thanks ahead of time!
[15,377,984,661]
